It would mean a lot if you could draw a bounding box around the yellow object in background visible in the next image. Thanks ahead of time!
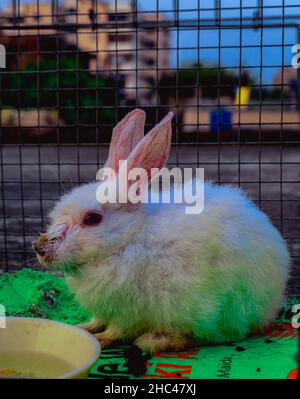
[235,86,251,106]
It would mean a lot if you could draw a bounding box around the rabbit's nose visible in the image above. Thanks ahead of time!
[33,237,47,257]
[33,224,69,259]
[36,247,46,257]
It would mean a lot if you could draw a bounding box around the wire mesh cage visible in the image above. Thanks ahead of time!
[0,0,299,297]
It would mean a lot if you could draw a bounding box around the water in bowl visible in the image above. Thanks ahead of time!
[0,350,74,378]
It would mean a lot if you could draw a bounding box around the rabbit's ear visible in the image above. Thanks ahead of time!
[105,109,146,173]
[121,111,173,191]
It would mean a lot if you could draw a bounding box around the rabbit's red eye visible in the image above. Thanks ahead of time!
[82,212,103,227]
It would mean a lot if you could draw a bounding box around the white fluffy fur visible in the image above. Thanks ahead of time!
[48,178,290,344]
[40,109,290,348]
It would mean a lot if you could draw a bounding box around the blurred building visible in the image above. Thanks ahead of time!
[273,67,298,87]
[61,0,170,104]
[62,0,109,70]
[0,0,170,105]
[137,12,170,105]
[0,1,57,35]
[273,67,299,110]
[105,1,170,104]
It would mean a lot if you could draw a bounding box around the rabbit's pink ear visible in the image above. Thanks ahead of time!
[124,111,173,187]
[105,109,146,173]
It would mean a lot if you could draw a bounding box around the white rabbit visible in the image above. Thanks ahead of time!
[34,109,290,352]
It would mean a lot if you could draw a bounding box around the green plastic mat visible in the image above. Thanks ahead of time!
[0,269,298,379]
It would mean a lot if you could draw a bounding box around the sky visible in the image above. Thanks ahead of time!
[1,0,300,83]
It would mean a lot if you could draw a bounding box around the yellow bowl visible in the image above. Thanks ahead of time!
[0,317,101,379]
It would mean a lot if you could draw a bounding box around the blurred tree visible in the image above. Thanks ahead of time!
[0,57,116,125]
[158,64,285,104]
[158,63,241,103]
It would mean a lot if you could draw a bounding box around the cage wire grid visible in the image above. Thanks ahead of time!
[0,0,299,296]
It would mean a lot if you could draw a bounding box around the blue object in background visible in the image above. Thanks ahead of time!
[210,108,232,131]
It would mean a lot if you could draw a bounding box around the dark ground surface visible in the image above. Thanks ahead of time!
[0,143,299,296]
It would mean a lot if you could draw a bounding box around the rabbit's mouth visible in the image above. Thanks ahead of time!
[33,223,70,267]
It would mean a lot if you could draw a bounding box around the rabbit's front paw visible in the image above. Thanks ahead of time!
[134,333,189,353]
[77,317,106,333]
[94,325,122,348]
